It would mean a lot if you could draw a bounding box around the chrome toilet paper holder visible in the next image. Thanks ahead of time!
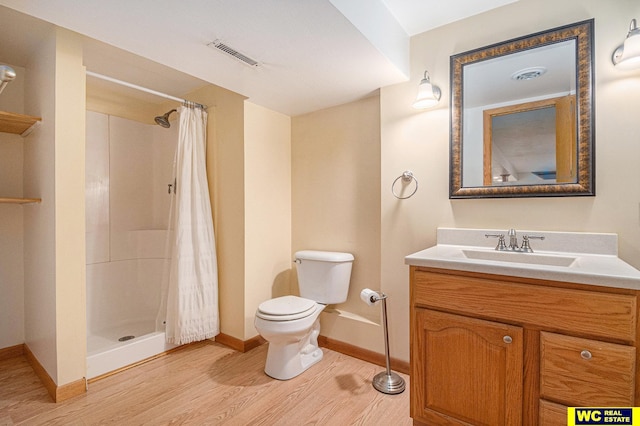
[360,288,406,394]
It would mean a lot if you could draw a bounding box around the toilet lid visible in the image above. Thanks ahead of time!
[257,295,317,321]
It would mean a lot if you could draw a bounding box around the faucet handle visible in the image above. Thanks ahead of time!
[485,233,507,251]
[520,235,545,253]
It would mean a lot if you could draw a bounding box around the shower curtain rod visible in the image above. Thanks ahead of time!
[86,70,207,110]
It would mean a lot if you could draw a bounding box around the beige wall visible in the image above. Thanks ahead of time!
[380,0,640,362]
[86,84,163,125]
[0,64,25,349]
[244,102,292,338]
[22,27,87,385]
[53,28,86,385]
[291,95,383,351]
[23,26,59,382]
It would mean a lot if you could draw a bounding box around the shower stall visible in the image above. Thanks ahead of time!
[85,110,178,379]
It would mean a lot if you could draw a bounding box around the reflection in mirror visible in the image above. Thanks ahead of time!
[450,20,594,198]
[482,95,576,186]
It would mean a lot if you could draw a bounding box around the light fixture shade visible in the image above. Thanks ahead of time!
[412,71,441,109]
[613,19,640,70]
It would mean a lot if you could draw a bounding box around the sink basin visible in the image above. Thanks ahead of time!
[405,228,640,290]
[461,249,577,267]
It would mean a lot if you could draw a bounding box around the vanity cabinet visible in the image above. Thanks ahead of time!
[410,266,638,426]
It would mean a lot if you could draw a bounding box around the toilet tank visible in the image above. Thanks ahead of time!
[295,250,354,304]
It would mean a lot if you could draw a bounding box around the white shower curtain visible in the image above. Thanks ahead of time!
[163,105,219,344]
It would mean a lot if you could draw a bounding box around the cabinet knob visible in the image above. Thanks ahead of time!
[580,350,592,360]
[503,335,512,344]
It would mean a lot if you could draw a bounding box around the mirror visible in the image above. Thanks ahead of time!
[450,20,594,198]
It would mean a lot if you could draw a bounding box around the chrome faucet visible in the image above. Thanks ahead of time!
[507,228,518,250]
[485,229,545,253]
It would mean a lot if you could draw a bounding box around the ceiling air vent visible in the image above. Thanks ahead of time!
[207,40,259,67]
[511,67,547,81]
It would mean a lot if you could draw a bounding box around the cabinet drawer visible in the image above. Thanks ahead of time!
[412,269,637,342]
[540,332,636,407]
[539,400,568,426]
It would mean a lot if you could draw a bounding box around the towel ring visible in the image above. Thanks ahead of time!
[392,171,418,199]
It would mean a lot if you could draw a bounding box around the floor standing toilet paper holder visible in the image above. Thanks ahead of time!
[361,289,406,394]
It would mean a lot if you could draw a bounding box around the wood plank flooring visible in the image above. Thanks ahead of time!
[0,340,411,425]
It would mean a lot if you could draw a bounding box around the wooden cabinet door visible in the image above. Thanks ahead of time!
[412,309,523,425]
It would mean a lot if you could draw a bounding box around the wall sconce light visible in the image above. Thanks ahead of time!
[612,18,640,70]
[0,65,16,96]
[412,70,441,109]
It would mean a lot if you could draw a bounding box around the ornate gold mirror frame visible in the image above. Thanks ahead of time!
[450,19,595,199]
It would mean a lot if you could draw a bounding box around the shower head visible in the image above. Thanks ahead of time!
[0,65,16,96]
[154,109,177,128]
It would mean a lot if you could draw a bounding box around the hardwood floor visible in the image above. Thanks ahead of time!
[0,340,411,425]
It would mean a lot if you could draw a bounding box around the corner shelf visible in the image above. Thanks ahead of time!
[0,111,43,204]
[0,197,41,204]
[0,110,41,136]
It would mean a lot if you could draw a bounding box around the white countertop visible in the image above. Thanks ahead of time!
[405,228,640,290]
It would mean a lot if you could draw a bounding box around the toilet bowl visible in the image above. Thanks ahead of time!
[255,295,325,380]
[254,250,354,380]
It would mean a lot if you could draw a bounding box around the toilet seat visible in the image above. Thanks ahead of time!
[257,295,318,321]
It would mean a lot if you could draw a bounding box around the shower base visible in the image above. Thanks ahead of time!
[87,320,177,380]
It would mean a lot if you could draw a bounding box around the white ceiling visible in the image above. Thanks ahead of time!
[383,0,518,36]
[0,0,518,116]
[464,41,576,108]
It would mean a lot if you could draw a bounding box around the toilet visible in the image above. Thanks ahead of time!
[254,250,354,380]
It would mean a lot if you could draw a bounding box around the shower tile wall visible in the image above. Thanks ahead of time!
[85,111,177,338]
[86,112,109,264]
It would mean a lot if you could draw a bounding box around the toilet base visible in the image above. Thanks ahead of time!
[265,344,323,380]
[263,320,323,380]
